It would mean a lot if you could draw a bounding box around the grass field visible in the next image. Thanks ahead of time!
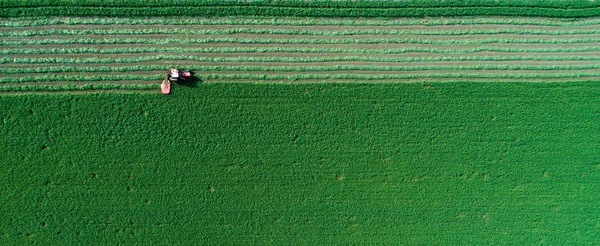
[2,83,600,244]
[2,3,600,244]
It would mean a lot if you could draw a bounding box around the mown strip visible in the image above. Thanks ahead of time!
[1,6,600,18]
[6,27,600,37]
[0,83,159,92]
[4,72,600,83]
[3,16,600,27]
[5,46,600,55]
[4,64,600,74]
[0,74,161,83]
[4,37,600,46]
[2,55,600,65]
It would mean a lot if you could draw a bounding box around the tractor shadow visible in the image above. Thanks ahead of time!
[175,72,203,88]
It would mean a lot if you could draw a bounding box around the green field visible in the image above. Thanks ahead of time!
[2,0,600,244]
[2,83,600,244]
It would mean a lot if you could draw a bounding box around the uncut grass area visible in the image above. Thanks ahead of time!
[2,82,600,244]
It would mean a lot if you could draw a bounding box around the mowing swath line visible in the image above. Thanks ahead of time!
[5,72,600,83]
[3,17,600,27]
[148,72,600,80]
[204,78,600,83]
[3,55,600,64]
[4,80,597,91]
[5,46,600,55]
[0,75,159,83]
[5,64,600,74]
[6,28,600,36]
[0,83,159,92]
[5,37,600,46]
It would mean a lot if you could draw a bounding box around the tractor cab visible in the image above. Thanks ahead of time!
[169,68,181,82]
[168,68,192,82]
[169,69,179,81]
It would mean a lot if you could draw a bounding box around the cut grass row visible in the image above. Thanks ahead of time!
[5,37,600,46]
[6,46,600,55]
[0,83,159,92]
[4,64,600,74]
[2,55,599,64]
[3,15,599,91]
[4,16,600,27]
[5,72,600,83]
[6,28,600,36]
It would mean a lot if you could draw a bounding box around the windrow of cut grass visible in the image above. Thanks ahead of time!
[0,83,158,92]
[3,16,600,91]
[0,74,161,83]
[6,27,600,36]
[5,64,600,74]
[4,16,600,27]
[2,55,600,65]
[5,37,600,46]
[6,46,600,55]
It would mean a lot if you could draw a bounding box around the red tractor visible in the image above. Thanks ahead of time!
[161,68,193,94]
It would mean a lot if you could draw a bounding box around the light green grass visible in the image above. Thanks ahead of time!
[3,64,600,75]
[5,27,600,37]
[1,82,600,244]
[4,37,600,46]
[0,83,159,92]
[3,55,599,64]
[6,46,600,55]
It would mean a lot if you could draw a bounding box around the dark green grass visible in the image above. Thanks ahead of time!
[2,0,600,18]
[2,6,600,18]
[1,82,600,244]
